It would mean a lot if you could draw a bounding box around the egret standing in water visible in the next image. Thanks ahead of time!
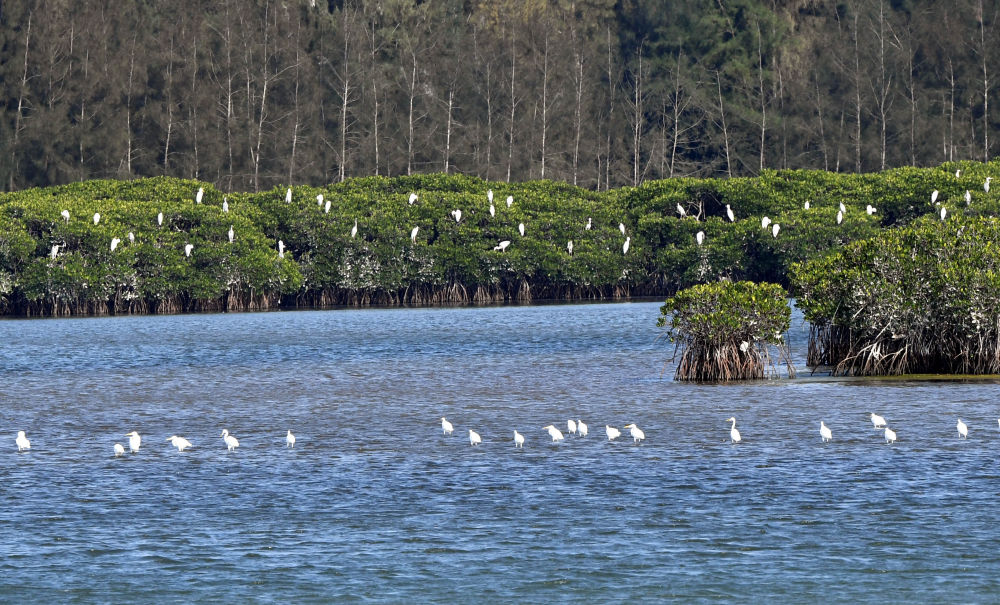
[577,420,588,437]
[957,418,968,439]
[221,429,239,451]
[514,430,524,448]
[469,429,482,446]
[126,431,141,453]
[567,419,578,436]
[286,430,296,447]
[605,425,621,441]
[726,417,741,443]
[820,421,832,442]
[166,435,192,451]
[543,425,565,442]
[114,443,125,457]
[870,413,887,429]
[441,417,454,435]
[624,423,645,444]
[16,431,30,451]
[884,427,897,444]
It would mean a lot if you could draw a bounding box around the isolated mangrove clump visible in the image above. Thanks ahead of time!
[792,217,1000,376]
[658,281,792,381]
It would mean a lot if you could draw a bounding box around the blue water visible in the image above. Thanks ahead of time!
[2,302,1000,602]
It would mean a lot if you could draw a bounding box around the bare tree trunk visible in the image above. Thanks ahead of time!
[10,11,32,190]
[339,25,352,183]
[190,25,200,180]
[631,43,642,186]
[164,34,175,174]
[407,50,417,176]
[125,33,137,176]
[540,30,549,180]
[571,26,584,186]
[716,71,732,178]
[506,28,516,183]
[813,80,829,171]
[366,14,381,176]
[852,14,862,173]
[948,59,956,162]
[604,25,614,190]
[288,19,301,184]
[443,88,453,173]
[755,19,766,172]
[979,0,990,161]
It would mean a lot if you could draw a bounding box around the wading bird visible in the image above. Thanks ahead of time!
[804,200,810,210]
[126,431,141,453]
[837,210,844,225]
[128,232,134,244]
[772,224,780,238]
[167,435,192,452]
[223,199,229,213]
[228,226,234,243]
[494,240,511,252]
[488,190,493,203]
[726,204,735,222]
[726,417,741,443]
[567,419,577,436]
[16,431,30,451]
[941,207,947,221]
[956,169,962,178]
[839,202,846,213]
[351,220,358,238]
[469,429,482,446]
[286,188,293,203]
[489,203,495,217]
[985,177,992,193]
[221,429,239,451]
[966,190,972,204]
[884,427,897,444]
[761,216,771,229]
[316,194,324,207]
[577,420,588,437]
[931,190,939,204]
[696,231,705,246]
[866,205,876,215]
[157,212,164,226]
[184,244,194,257]
[325,200,331,214]
[518,223,525,237]
[94,213,101,225]
[409,192,418,204]
[506,195,513,208]
[820,421,832,442]
[606,425,621,441]
[196,187,204,204]
[61,209,70,222]
[514,430,524,448]
[110,237,121,252]
[114,443,125,457]
[623,237,630,255]
[619,222,626,235]
[624,423,645,443]
[50,245,59,259]
[677,203,686,217]
[567,240,574,255]
[957,418,968,439]
[441,417,453,435]
[870,413,886,429]
[411,226,419,243]
[278,240,285,258]
[586,217,592,230]
[543,425,564,442]
[286,430,296,447]
[452,209,462,223]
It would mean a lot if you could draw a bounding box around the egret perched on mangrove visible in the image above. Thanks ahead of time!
[839,202,846,213]
[726,417,741,443]
[985,177,992,192]
[677,203,686,217]
[441,417,454,435]
[93,212,101,225]
[567,419,578,436]
[469,429,482,446]
[761,216,771,229]
[518,222,525,237]
[623,237,630,255]
[624,423,645,443]
[409,192,418,204]
[606,425,621,441]
[837,210,844,225]
[544,425,565,442]
[726,204,735,222]
[222,199,229,213]
[494,240,511,252]
[411,226,419,243]
[577,420,588,437]
[16,431,30,451]
[957,418,968,439]
[166,435,192,451]
[126,431,141,453]
[866,205,876,215]
[820,421,832,442]
[228,225,234,243]
[940,207,947,221]
[619,222,626,235]
[50,244,59,259]
[966,190,972,204]
[61,209,70,222]
[452,209,462,223]
[324,200,331,214]
[696,231,705,246]
[351,219,358,238]
[157,212,164,226]
[128,232,135,244]
[114,443,125,457]
[316,193,324,207]
[184,243,194,257]
[514,430,524,448]
[870,413,887,429]
[278,240,285,258]
[286,188,293,203]
[286,430,296,447]
[804,200,810,210]
[110,237,121,252]
[586,217,592,230]
[221,429,239,451]
[772,223,780,238]
[931,190,939,204]
[567,240,574,255]
[506,195,513,208]
[196,187,204,204]
[884,427,897,444]
[489,203,496,217]
[488,189,494,203]
[956,169,962,178]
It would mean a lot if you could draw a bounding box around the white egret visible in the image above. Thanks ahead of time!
[324,200,331,214]
[494,240,511,252]
[514,430,524,448]
[726,417,741,443]
[740,340,750,352]
[110,237,121,252]
[441,417,453,435]
[677,203,686,217]
[184,243,194,257]
[931,190,939,204]
[409,192,418,204]
[16,430,30,451]
[518,223,525,237]
[50,244,59,259]
[619,222,626,235]
[772,223,780,238]
[228,225,234,243]
[837,210,844,225]
[870,413,886,428]
[114,443,125,457]
[956,169,962,178]
[286,430,296,447]
[196,187,204,204]
[567,419,578,436]
[166,435,192,451]
[586,217,592,230]
[578,420,588,437]
[966,190,972,204]
[126,431,141,453]
[157,212,164,226]
[606,425,621,441]
[278,240,285,259]
[128,232,135,244]
[61,209,70,222]
[623,237,630,255]
[220,429,239,451]
[804,200,810,210]
[726,204,735,222]
[866,205,876,215]
[985,177,992,192]
[411,226,419,243]
[223,199,229,213]
[940,207,947,221]
[567,240,574,255]
[488,189,494,203]
[351,219,358,238]
[820,421,832,442]
[696,231,705,246]
[489,203,496,217]
[957,418,968,439]
[316,193,324,207]
[761,216,771,229]
[624,423,645,443]
[469,429,482,446]
[452,209,462,223]
[286,188,293,203]
[506,195,513,208]
[543,425,565,442]
[93,212,101,225]
[839,202,846,213]
[884,427,897,444]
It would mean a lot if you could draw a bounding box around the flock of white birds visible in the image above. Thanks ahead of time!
[13,429,295,456]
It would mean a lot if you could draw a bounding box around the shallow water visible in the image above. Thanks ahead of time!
[2,302,1000,602]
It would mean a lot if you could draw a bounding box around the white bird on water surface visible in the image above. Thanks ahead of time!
[870,413,887,429]
[114,443,125,457]
[514,430,525,448]
[543,425,565,442]
[726,417,741,443]
[606,425,621,441]
[228,225,234,243]
[411,226,420,243]
[623,237,630,255]
[696,231,705,246]
[624,423,645,443]
[286,430,296,447]
[286,188,293,203]
[196,187,204,204]
[884,427,897,444]
[518,222,525,237]
[167,435,192,452]
[93,212,101,225]
[126,431,141,453]
[567,419,578,436]
[184,243,194,257]
[441,417,454,435]
[61,209,70,222]
[957,418,968,439]
[469,429,482,446]
[494,240,511,252]
[820,421,832,442]
[409,192,418,205]
[221,429,239,451]
[577,420,588,437]
[16,431,30,451]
